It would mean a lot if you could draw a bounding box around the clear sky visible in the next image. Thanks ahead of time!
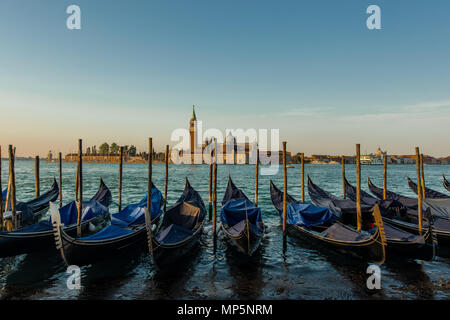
[1,0,449,157]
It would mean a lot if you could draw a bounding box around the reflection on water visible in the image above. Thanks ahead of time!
[2,250,65,299]
[0,160,449,299]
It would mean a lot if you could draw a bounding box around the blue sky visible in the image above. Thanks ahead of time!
[0,0,449,157]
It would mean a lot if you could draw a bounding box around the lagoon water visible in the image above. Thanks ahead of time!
[1,160,449,299]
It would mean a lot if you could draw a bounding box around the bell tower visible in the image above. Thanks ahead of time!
[189,105,197,163]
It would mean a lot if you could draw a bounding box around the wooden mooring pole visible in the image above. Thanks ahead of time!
[213,162,217,236]
[76,139,83,237]
[3,148,13,229]
[35,156,40,197]
[208,162,212,220]
[282,141,287,240]
[0,146,2,228]
[118,146,123,211]
[146,138,155,259]
[415,147,423,234]
[420,154,426,199]
[255,148,259,206]
[164,145,169,213]
[59,152,63,207]
[9,145,17,230]
[341,155,346,199]
[356,144,362,232]
[383,154,387,201]
[75,160,79,202]
[300,152,305,203]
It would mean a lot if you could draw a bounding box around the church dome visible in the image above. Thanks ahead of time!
[225,132,235,144]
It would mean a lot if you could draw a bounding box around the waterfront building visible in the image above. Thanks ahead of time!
[185,106,290,164]
[371,147,389,165]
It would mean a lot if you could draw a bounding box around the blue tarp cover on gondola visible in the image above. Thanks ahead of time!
[78,188,163,240]
[155,180,205,245]
[221,199,262,227]
[79,224,134,240]
[156,223,194,244]
[286,202,335,228]
[111,188,163,227]
[58,200,109,226]
[1,190,34,225]
[9,200,109,233]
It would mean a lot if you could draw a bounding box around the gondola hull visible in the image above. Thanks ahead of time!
[152,178,206,270]
[288,223,434,262]
[366,177,449,257]
[54,186,164,266]
[383,227,435,261]
[59,217,161,266]
[0,215,108,258]
[342,178,436,260]
[0,179,112,258]
[444,175,450,193]
[221,224,262,256]
[220,177,264,257]
[407,176,449,199]
[270,180,386,264]
[2,179,60,227]
[25,178,60,214]
[286,224,385,264]
[153,225,203,269]
[382,216,448,257]
[309,177,436,261]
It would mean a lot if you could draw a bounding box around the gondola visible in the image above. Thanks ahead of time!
[407,175,449,199]
[1,178,59,226]
[220,177,264,256]
[152,178,206,268]
[343,177,436,260]
[444,174,450,193]
[52,183,164,266]
[270,181,386,264]
[0,178,112,258]
[369,176,450,219]
[367,177,418,209]
[308,177,435,261]
[367,177,450,256]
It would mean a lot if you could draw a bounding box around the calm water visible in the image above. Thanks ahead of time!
[1,160,449,300]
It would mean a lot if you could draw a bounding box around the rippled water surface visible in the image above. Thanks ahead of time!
[1,160,449,300]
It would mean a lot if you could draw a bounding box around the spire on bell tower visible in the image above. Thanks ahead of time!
[191,105,197,121]
[189,106,198,163]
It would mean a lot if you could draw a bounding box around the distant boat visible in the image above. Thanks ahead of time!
[286,165,295,168]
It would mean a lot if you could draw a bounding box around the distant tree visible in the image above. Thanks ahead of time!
[129,145,137,156]
[156,152,165,161]
[99,143,110,155]
[110,142,119,154]
[86,147,91,155]
[292,153,301,164]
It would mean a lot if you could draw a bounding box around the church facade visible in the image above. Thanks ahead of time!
[186,106,290,165]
